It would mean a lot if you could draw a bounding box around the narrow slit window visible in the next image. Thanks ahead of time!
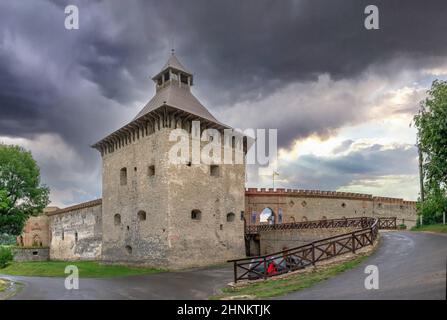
[148,165,155,176]
[210,165,220,177]
[120,168,127,186]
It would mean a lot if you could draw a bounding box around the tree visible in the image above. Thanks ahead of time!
[0,144,50,235]
[413,80,447,224]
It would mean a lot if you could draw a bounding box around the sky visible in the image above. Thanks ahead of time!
[1,0,447,207]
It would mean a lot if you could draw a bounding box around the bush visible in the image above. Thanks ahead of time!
[416,188,447,226]
[0,246,13,268]
[398,224,407,230]
[0,233,17,245]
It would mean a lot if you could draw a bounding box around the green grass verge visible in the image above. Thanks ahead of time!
[0,260,165,278]
[210,253,371,300]
[411,223,447,233]
[0,279,8,292]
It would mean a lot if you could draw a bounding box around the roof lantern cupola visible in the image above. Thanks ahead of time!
[152,50,193,92]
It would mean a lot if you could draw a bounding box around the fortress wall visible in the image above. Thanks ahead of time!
[245,188,417,228]
[259,226,358,255]
[372,197,418,227]
[166,133,246,269]
[101,128,171,267]
[17,215,50,248]
[48,199,102,260]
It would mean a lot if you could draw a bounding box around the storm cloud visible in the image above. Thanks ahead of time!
[1,0,445,205]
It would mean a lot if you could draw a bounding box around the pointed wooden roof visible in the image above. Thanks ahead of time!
[92,54,230,151]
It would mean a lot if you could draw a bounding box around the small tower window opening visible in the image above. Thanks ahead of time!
[75,232,78,243]
[163,72,170,82]
[125,245,132,255]
[180,74,188,85]
[120,168,127,186]
[210,165,220,177]
[341,202,346,208]
[148,165,155,176]
[114,214,121,226]
[191,209,201,220]
[61,230,65,241]
[138,210,146,221]
[226,212,235,222]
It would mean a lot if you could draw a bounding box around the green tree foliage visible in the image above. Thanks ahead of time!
[0,246,13,268]
[414,80,447,223]
[0,144,50,236]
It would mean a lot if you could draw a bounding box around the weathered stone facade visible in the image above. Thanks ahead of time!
[258,227,358,255]
[245,188,417,229]
[16,207,58,248]
[12,247,50,262]
[47,199,102,260]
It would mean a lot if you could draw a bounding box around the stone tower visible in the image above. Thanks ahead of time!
[92,53,246,268]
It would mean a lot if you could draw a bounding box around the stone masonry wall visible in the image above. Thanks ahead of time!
[48,200,102,260]
[16,215,50,248]
[101,124,246,269]
[245,188,418,229]
[13,247,49,262]
[101,128,170,266]
[259,227,358,255]
[166,131,246,268]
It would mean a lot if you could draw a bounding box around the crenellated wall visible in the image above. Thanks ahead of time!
[245,188,417,228]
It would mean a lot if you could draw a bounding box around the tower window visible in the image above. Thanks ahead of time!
[75,232,78,243]
[114,214,121,226]
[180,74,188,84]
[148,165,155,176]
[61,230,65,240]
[163,72,170,82]
[120,168,127,186]
[138,210,146,221]
[125,245,132,255]
[226,212,235,222]
[341,203,346,208]
[210,165,220,177]
[191,209,201,220]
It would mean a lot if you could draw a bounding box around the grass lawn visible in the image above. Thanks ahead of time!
[0,260,165,278]
[210,253,371,300]
[411,224,447,233]
[0,279,8,292]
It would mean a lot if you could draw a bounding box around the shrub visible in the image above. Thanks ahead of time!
[0,233,17,245]
[0,246,13,268]
[398,224,407,230]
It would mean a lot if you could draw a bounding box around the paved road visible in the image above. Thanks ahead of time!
[278,231,447,300]
[1,264,233,300]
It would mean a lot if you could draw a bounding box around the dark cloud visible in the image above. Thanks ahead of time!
[0,0,443,204]
[273,144,419,191]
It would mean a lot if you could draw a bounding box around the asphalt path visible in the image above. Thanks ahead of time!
[278,231,447,300]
